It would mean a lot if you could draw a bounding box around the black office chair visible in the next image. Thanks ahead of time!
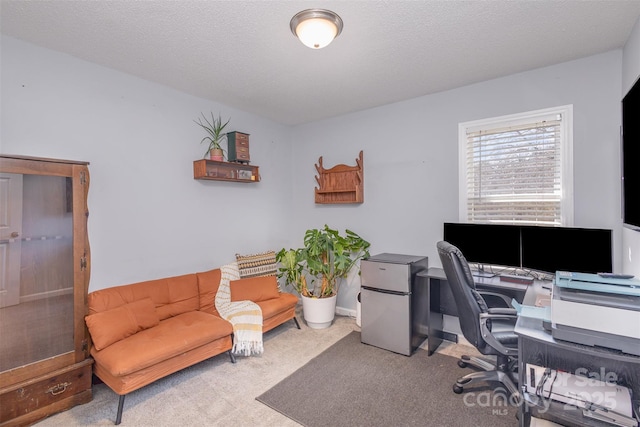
[436,241,519,399]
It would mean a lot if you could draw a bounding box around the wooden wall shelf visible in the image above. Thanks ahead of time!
[193,159,260,183]
[314,151,363,204]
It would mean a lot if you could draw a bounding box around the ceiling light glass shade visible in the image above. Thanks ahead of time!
[290,9,343,49]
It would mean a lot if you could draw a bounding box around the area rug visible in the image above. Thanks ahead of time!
[257,331,517,427]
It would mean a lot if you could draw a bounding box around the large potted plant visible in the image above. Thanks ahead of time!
[276,225,370,329]
[194,112,230,161]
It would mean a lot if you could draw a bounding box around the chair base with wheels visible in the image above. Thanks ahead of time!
[453,353,519,398]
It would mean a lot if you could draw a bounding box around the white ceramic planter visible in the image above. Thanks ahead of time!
[301,294,337,329]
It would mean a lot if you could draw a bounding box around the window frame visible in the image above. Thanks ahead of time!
[458,105,574,226]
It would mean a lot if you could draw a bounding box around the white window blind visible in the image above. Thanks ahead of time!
[459,106,573,226]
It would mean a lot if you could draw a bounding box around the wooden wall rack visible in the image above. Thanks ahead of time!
[314,151,363,204]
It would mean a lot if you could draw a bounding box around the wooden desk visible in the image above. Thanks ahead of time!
[417,267,530,355]
[515,283,640,427]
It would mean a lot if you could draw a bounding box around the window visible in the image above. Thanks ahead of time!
[459,105,573,226]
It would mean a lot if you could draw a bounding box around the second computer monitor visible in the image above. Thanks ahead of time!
[443,222,521,268]
[520,226,612,274]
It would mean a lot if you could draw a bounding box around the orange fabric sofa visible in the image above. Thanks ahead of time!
[85,268,299,425]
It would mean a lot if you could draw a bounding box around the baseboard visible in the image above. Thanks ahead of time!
[335,306,356,318]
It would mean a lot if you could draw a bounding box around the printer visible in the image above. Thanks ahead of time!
[551,271,640,356]
[525,363,638,427]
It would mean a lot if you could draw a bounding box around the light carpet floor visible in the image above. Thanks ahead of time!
[35,310,483,427]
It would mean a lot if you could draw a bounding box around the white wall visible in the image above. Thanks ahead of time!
[622,17,640,277]
[1,36,293,291]
[2,35,631,309]
[291,51,624,312]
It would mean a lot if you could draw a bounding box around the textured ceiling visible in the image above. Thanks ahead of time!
[2,0,640,125]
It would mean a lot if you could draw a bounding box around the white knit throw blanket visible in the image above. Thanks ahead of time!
[215,262,264,356]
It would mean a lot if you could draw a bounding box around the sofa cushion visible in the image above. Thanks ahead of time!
[85,298,159,351]
[91,311,233,376]
[196,268,221,316]
[255,292,299,319]
[154,274,201,319]
[230,275,280,302]
[235,251,278,279]
[87,273,200,321]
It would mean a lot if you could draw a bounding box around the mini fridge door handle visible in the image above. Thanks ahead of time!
[361,286,409,296]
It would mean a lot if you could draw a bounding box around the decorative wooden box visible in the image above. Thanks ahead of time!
[227,132,250,163]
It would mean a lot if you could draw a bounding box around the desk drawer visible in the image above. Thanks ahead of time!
[235,147,250,161]
[232,132,249,143]
[0,360,93,423]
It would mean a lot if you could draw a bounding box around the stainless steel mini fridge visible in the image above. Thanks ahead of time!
[360,253,429,356]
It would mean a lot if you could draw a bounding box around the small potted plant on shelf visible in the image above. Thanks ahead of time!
[276,225,370,329]
[194,112,230,161]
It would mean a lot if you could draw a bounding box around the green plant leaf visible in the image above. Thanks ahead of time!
[194,112,230,153]
[276,225,370,298]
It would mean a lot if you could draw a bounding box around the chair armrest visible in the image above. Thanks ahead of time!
[477,291,512,308]
[478,312,519,357]
[487,307,518,316]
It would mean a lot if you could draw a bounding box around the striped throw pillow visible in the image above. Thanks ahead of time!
[235,251,278,279]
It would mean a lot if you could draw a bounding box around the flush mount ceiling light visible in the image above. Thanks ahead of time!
[290,9,343,49]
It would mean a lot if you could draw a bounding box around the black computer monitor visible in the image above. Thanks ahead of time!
[520,226,612,274]
[622,76,640,230]
[443,223,521,268]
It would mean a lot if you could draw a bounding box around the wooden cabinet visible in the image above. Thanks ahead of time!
[0,155,92,426]
[193,159,260,183]
[314,151,364,204]
[227,131,250,163]
[1,360,93,426]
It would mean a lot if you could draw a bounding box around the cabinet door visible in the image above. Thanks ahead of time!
[360,289,411,355]
[361,260,410,293]
[0,157,90,386]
